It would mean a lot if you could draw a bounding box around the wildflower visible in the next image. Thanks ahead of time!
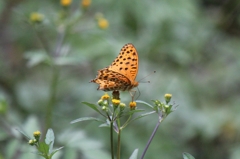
[164,94,172,104]
[81,0,91,8]
[119,103,126,111]
[101,93,110,100]
[30,12,44,24]
[129,102,137,110]
[33,131,41,140]
[60,0,72,6]
[112,99,120,108]
[98,18,109,29]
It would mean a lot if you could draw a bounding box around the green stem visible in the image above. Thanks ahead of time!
[34,25,51,54]
[121,114,132,129]
[110,120,114,159]
[45,67,59,133]
[117,119,121,159]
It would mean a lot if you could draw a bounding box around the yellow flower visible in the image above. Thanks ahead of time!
[33,130,41,139]
[129,102,137,110]
[81,0,91,8]
[98,18,109,29]
[112,99,120,106]
[101,93,110,100]
[60,0,72,6]
[164,94,172,104]
[30,12,44,23]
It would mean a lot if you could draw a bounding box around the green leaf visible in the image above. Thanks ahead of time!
[183,152,195,159]
[38,142,49,155]
[45,128,54,153]
[15,128,31,140]
[24,50,52,67]
[136,100,154,108]
[0,98,7,114]
[82,102,103,115]
[49,146,64,158]
[131,111,155,123]
[70,117,105,124]
[129,149,138,159]
[99,122,110,127]
[128,109,145,115]
[54,57,80,66]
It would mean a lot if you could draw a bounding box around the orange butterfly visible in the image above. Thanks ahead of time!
[90,43,139,92]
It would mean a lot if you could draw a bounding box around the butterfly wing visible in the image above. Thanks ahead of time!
[108,43,139,83]
[91,68,132,91]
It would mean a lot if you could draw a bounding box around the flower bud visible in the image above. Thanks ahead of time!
[129,102,137,110]
[33,131,41,140]
[28,139,35,146]
[119,103,126,111]
[30,12,44,24]
[164,94,172,104]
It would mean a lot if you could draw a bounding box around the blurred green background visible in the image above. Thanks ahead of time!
[0,0,240,159]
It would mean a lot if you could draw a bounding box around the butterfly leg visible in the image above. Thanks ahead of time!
[129,90,137,102]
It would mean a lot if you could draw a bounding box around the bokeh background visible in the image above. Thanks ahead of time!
[0,0,240,159]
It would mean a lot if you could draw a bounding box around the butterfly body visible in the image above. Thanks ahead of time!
[91,43,139,91]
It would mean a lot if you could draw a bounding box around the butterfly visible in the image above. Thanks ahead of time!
[90,43,139,92]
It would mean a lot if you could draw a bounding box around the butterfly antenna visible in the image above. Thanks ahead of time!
[136,87,141,100]
[138,71,156,83]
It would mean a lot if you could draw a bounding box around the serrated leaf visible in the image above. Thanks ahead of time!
[15,128,31,140]
[131,111,155,123]
[82,102,103,115]
[45,128,54,153]
[129,149,138,159]
[136,100,154,108]
[183,152,195,159]
[49,146,64,158]
[70,117,105,124]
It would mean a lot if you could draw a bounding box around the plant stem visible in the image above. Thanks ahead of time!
[34,26,51,54]
[121,114,132,129]
[117,119,121,159]
[110,121,115,159]
[140,120,160,159]
[45,67,59,134]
